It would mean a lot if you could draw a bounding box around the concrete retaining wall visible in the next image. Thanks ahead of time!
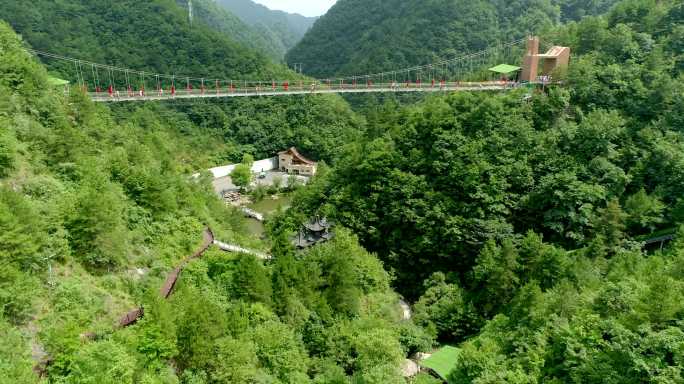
[209,157,278,179]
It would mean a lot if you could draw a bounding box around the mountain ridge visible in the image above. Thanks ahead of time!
[0,0,292,83]
[286,0,623,78]
[216,0,317,61]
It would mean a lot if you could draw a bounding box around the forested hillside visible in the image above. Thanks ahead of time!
[0,0,364,166]
[286,0,623,78]
[180,0,296,62]
[216,0,317,60]
[283,0,684,381]
[0,21,417,384]
[0,0,286,79]
[2,0,684,382]
[293,0,683,294]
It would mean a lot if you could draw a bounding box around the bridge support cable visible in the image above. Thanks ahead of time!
[25,38,530,101]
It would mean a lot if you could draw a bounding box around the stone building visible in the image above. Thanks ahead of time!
[278,147,317,176]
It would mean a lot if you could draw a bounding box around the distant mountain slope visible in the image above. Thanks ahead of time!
[286,0,622,78]
[187,0,292,61]
[216,0,317,60]
[558,0,622,21]
[0,0,290,81]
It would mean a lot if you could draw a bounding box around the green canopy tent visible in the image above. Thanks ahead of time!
[47,77,70,87]
[488,64,521,82]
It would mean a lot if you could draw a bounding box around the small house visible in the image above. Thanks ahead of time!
[278,147,317,176]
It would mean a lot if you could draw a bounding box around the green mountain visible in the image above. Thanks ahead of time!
[2,0,684,382]
[216,0,317,60]
[286,0,623,78]
[0,0,288,80]
[559,0,623,21]
[0,0,364,164]
[0,20,410,383]
[185,0,304,61]
[296,0,683,297]
[284,1,684,381]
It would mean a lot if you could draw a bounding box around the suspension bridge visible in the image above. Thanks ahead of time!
[30,37,568,103]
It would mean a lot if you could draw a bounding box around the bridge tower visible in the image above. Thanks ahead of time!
[521,36,540,82]
[521,36,571,82]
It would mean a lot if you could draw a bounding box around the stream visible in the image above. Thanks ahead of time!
[245,195,293,237]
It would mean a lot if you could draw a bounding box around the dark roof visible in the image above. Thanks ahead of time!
[278,147,316,165]
[293,231,315,248]
[304,216,332,232]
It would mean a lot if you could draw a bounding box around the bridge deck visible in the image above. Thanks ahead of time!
[90,82,523,102]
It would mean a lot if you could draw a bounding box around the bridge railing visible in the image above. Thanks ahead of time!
[89,81,524,101]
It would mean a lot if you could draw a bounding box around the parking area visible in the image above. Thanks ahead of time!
[212,170,310,196]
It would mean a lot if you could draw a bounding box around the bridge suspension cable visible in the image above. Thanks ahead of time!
[27,38,529,101]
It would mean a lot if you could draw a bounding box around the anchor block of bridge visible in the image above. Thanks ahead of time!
[521,36,571,82]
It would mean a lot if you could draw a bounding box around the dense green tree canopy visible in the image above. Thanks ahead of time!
[0,0,288,82]
[286,0,623,78]
[215,0,317,61]
[0,21,407,383]
[290,0,683,298]
[1,0,683,382]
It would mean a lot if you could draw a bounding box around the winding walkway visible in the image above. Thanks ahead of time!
[34,228,268,376]
[120,228,268,327]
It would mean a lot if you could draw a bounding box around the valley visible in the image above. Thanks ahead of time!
[0,0,683,383]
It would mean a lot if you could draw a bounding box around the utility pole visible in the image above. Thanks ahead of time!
[188,0,194,26]
[292,63,303,74]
